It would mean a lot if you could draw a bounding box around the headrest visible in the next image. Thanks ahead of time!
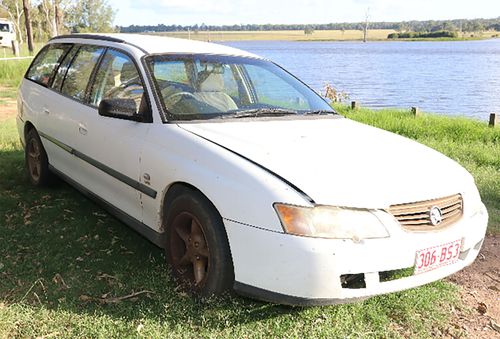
[197,71,224,92]
[120,62,137,83]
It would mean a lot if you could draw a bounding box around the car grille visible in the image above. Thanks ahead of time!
[388,194,463,231]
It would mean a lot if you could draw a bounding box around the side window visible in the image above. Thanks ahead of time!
[26,44,71,86]
[221,65,239,99]
[90,49,145,108]
[61,46,105,101]
[51,45,79,91]
[244,64,310,110]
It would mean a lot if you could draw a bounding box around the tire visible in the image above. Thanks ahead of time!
[164,186,234,296]
[25,128,52,186]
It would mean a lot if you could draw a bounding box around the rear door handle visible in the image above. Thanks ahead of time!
[78,123,88,135]
[43,107,50,114]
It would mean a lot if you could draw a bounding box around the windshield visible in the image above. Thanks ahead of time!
[0,24,10,32]
[146,54,334,121]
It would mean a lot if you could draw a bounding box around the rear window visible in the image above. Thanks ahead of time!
[26,44,71,86]
[60,46,105,101]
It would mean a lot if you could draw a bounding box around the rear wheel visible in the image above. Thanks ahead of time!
[25,129,52,186]
[165,187,234,296]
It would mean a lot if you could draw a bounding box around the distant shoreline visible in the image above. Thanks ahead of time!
[148,29,498,42]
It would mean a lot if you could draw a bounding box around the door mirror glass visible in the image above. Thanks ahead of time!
[98,98,142,121]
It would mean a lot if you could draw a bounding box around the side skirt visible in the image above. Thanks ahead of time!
[49,165,165,248]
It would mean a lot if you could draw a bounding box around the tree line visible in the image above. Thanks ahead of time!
[0,0,115,53]
[121,17,500,34]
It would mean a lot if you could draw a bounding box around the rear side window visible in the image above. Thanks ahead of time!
[26,44,71,86]
[90,49,145,108]
[61,46,105,101]
[51,45,79,91]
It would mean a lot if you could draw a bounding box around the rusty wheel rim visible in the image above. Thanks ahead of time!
[27,138,41,182]
[170,212,210,287]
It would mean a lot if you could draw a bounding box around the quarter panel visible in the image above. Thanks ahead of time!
[140,124,311,233]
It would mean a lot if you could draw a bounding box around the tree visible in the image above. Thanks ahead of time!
[66,0,115,33]
[304,25,314,35]
[22,0,34,53]
[2,0,24,43]
[39,0,59,37]
[363,8,370,42]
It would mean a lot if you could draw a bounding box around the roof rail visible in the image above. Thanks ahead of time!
[49,34,125,43]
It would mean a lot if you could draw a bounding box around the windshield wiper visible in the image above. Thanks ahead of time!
[302,110,338,115]
[220,108,298,119]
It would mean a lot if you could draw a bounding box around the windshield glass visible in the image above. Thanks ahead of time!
[0,24,10,32]
[146,54,333,121]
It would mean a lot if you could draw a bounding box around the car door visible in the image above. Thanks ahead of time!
[75,48,152,223]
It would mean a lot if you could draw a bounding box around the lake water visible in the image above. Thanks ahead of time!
[223,39,500,121]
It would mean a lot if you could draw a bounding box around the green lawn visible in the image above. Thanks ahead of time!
[0,58,32,88]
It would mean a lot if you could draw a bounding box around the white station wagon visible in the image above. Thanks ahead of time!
[17,34,488,305]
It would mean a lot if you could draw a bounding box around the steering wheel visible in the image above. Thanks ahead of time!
[165,91,196,103]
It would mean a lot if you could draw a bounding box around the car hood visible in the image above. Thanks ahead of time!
[179,117,472,208]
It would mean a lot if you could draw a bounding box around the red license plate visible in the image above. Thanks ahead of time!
[414,239,462,274]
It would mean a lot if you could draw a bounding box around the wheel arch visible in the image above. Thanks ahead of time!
[160,181,224,231]
[23,120,36,139]
[160,181,235,271]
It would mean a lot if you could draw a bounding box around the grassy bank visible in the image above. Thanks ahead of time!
[155,29,396,41]
[0,58,32,88]
[0,42,44,58]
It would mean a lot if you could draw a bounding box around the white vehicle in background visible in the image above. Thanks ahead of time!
[16,34,488,305]
[0,19,15,48]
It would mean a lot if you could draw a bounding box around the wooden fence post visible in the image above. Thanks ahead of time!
[489,113,498,127]
[411,106,420,117]
[351,101,360,110]
[11,40,20,57]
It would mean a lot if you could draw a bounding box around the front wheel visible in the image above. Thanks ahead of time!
[25,129,52,186]
[165,187,234,296]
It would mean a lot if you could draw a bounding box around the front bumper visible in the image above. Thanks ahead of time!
[224,204,488,306]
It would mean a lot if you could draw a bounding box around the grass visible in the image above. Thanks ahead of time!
[154,29,397,41]
[0,58,32,88]
[0,42,44,58]
[0,84,497,337]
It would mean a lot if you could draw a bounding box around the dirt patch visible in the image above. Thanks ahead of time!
[0,86,17,121]
[446,235,500,338]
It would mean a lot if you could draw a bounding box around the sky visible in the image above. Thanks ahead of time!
[108,0,500,27]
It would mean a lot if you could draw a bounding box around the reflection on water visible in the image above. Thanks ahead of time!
[223,39,500,120]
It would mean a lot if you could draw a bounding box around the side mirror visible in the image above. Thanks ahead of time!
[98,98,143,122]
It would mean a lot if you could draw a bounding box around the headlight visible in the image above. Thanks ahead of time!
[274,203,389,241]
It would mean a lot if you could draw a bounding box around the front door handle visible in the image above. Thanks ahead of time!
[43,107,50,114]
[78,123,88,135]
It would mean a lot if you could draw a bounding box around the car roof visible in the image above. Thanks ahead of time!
[50,33,263,59]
